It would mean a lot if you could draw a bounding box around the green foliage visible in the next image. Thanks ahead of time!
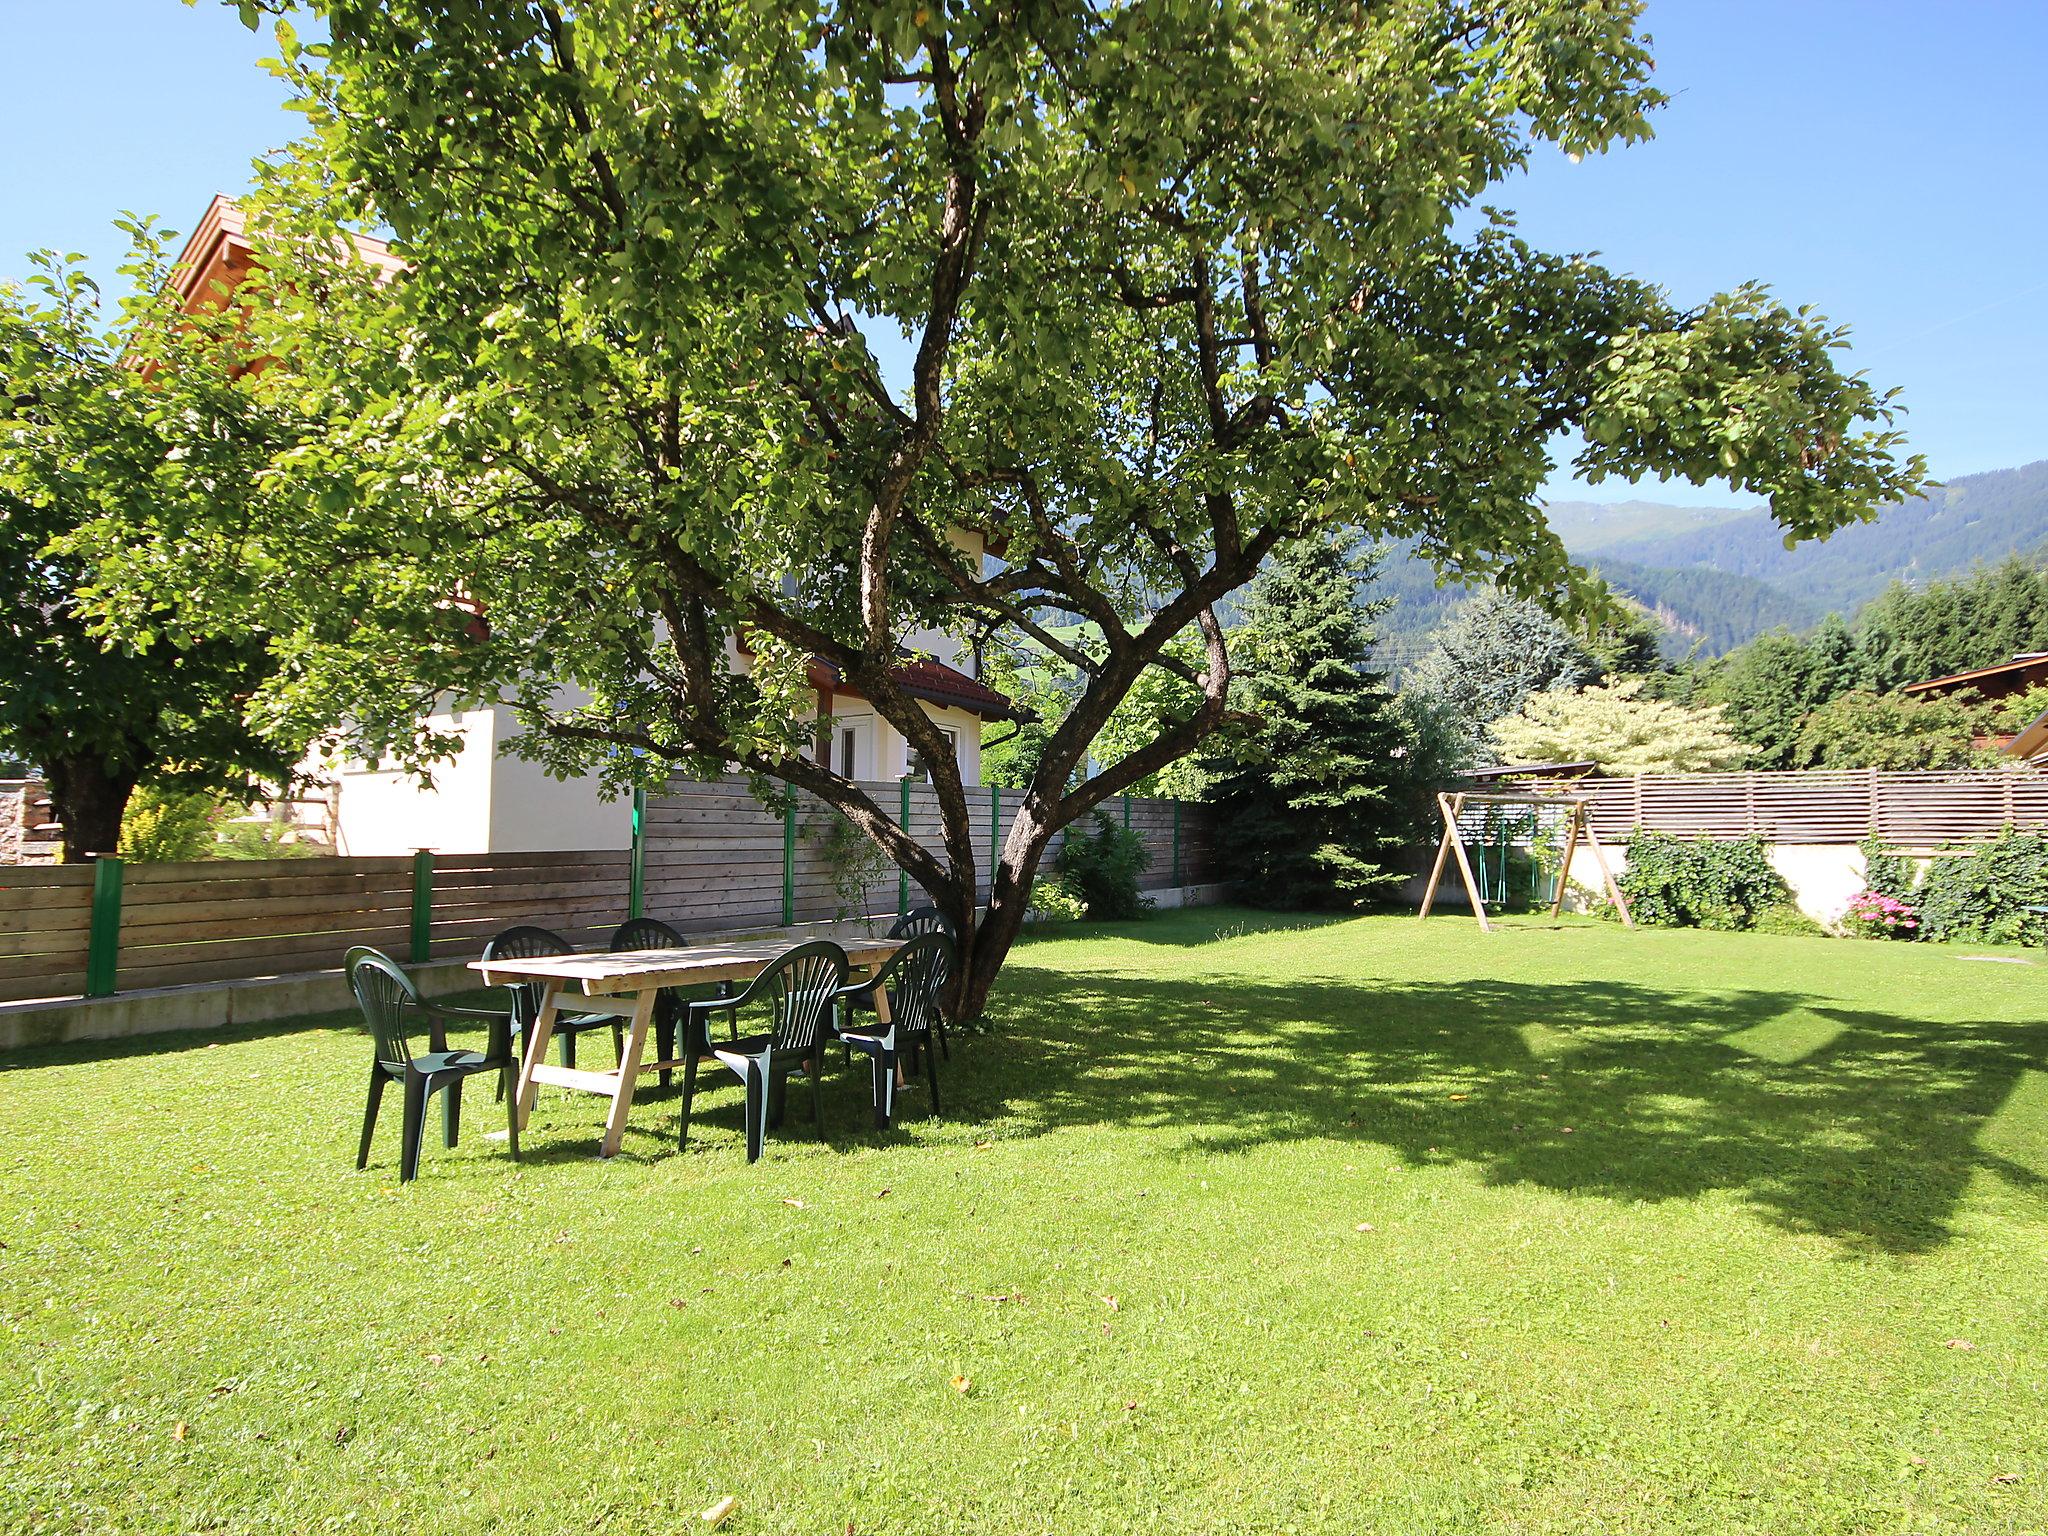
[1025,874,1088,924]
[1915,831,2048,947]
[1859,837,1916,902]
[212,819,328,861]
[1405,591,1598,750]
[0,229,308,858]
[1583,599,1668,677]
[1206,536,1414,909]
[1794,689,1978,770]
[117,786,223,863]
[1051,811,1150,921]
[1693,616,1862,768]
[1855,557,2048,692]
[1617,832,1794,931]
[1982,684,2048,740]
[1490,679,1750,774]
[1089,643,1210,800]
[77,0,1923,1002]
[1751,902,1829,937]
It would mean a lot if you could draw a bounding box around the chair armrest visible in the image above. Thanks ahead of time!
[417,1000,514,1061]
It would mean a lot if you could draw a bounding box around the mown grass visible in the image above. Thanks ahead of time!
[3,908,2046,1534]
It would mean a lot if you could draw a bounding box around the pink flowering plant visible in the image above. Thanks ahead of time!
[1842,889,1921,940]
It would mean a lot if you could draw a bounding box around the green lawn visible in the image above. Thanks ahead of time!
[5,909,2047,1533]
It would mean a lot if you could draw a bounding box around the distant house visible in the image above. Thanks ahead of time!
[1903,652,2048,703]
[169,197,1019,856]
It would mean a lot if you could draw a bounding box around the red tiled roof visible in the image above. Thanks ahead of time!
[808,654,1023,722]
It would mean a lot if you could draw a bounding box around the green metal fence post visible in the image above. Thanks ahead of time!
[1123,794,1132,830]
[85,855,123,999]
[1172,799,1182,887]
[989,781,1001,871]
[410,849,434,965]
[629,787,647,920]
[782,801,797,925]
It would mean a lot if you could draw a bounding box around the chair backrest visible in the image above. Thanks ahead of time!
[484,925,573,962]
[889,904,955,941]
[884,932,954,1039]
[482,925,573,1029]
[347,946,423,1070]
[757,941,849,1055]
[609,917,684,953]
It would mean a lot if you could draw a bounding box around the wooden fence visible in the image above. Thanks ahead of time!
[641,779,1210,933]
[1572,769,2048,848]
[0,778,1210,1005]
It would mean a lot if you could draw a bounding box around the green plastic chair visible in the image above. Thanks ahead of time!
[676,941,849,1163]
[482,925,622,1073]
[608,916,687,1088]
[842,904,959,1060]
[347,946,519,1182]
[832,931,954,1127]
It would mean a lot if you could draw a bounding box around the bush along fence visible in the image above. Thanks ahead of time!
[0,777,1213,1004]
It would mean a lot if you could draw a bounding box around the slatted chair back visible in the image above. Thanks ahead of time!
[761,941,849,1055]
[882,932,953,1040]
[346,947,424,1071]
[609,917,684,953]
[482,925,572,1029]
[890,904,954,941]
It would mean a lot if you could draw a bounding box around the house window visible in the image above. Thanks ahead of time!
[837,724,863,780]
[911,727,960,783]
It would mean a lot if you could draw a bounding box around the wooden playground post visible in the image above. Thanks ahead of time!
[1419,789,1632,931]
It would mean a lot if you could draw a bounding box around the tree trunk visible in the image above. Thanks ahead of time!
[44,755,137,864]
[953,799,1059,1020]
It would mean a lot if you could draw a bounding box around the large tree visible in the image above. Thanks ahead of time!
[1205,534,1412,908]
[1403,589,1600,752]
[98,0,1922,1010]
[0,234,303,861]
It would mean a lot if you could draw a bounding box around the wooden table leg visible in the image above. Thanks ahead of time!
[515,981,562,1130]
[598,987,657,1158]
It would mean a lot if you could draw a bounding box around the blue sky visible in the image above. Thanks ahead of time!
[3,0,2043,507]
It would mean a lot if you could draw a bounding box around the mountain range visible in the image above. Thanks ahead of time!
[1372,458,2048,667]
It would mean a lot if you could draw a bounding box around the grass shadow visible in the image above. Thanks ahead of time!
[964,964,2048,1257]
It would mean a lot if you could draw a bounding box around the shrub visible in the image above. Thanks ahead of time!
[1915,830,2048,946]
[1617,832,1793,931]
[118,786,222,862]
[1026,875,1088,923]
[1841,890,1920,939]
[1052,811,1151,920]
[1859,836,1916,902]
[213,819,328,860]
[1752,902,1829,937]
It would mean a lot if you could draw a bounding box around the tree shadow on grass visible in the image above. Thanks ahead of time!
[970,966,2048,1256]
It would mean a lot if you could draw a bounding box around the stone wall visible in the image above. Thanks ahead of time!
[0,780,59,865]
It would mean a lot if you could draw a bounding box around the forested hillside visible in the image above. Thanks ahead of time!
[1591,459,2048,615]
[1372,460,2048,665]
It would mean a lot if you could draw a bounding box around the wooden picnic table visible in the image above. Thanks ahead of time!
[471,921,904,1157]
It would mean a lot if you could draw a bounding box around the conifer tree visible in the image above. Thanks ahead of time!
[1206,536,1413,909]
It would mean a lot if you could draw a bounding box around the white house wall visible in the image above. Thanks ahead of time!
[332,705,628,855]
